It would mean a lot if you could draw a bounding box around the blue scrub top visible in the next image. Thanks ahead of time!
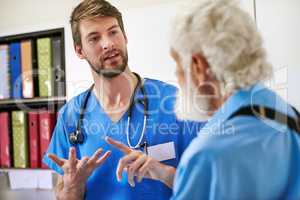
[43,78,204,200]
[171,83,300,200]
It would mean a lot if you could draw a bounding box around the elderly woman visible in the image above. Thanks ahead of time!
[168,0,300,199]
[88,0,300,199]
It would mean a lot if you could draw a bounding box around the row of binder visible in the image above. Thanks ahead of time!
[0,36,65,100]
[0,110,57,169]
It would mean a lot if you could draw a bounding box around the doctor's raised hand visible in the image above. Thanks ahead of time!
[48,147,111,200]
[105,137,176,188]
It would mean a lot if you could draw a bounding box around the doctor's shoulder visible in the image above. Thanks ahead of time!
[143,78,177,95]
[56,89,91,124]
[143,78,178,106]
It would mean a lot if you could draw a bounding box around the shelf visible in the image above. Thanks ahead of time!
[0,27,66,112]
[0,168,56,190]
[0,96,66,110]
[0,168,53,173]
[0,28,64,43]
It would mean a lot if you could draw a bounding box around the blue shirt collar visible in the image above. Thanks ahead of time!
[201,83,266,134]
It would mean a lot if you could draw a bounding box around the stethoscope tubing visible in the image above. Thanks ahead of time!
[70,72,148,149]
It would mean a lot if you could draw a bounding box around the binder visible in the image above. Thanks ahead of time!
[28,111,40,168]
[12,111,29,168]
[31,39,39,97]
[37,38,53,97]
[0,44,10,99]
[0,112,12,168]
[21,40,34,98]
[52,36,65,97]
[39,111,55,169]
[10,42,23,99]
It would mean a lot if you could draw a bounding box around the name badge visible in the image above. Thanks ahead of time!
[147,142,176,161]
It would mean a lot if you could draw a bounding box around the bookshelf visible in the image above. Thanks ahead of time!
[0,28,66,172]
[0,97,66,110]
[0,28,66,103]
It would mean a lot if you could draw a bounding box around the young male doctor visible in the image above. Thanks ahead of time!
[42,0,203,199]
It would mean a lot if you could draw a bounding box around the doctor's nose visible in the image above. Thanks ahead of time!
[101,37,114,51]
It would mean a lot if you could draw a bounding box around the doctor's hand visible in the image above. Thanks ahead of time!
[48,147,111,200]
[105,137,176,188]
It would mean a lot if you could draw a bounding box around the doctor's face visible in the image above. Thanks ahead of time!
[75,16,128,78]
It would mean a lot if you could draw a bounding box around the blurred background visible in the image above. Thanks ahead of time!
[0,0,299,199]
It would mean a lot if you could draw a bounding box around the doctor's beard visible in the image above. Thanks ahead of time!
[174,59,211,122]
[88,49,128,79]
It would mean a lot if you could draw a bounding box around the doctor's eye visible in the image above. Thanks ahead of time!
[109,30,119,36]
[88,36,100,43]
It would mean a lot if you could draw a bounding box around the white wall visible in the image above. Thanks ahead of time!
[256,0,300,110]
[0,0,257,100]
[2,0,299,198]
[3,0,298,108]
[66,1,185,99]
[0,0,181,99]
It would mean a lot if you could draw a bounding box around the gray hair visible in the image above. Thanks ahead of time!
[170,0,273,95]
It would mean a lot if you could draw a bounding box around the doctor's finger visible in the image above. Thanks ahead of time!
[48,153,66,167]
[137,159,152,181]
[129,154,147,176]
[95,151,111,167]
[127,164,135,187]
[68,147,77,168]
[87,148,103,165]
[128,154,147,184]
[105,136,131,154]
[116,152,140,181]
[77,156,89,172]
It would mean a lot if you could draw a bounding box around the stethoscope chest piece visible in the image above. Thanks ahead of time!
[69,130,85,145]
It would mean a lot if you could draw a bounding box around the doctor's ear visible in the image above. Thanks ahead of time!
[123,32,128,44]
[74,44,85,59]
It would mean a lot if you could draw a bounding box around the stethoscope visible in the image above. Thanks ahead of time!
[69,72,149,151]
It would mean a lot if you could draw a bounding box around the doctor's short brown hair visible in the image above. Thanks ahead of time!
[70,0,125,46]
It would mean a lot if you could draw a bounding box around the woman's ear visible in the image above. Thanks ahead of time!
[190,53,209,87]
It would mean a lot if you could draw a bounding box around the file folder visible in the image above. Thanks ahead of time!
[37,38,53,97]
[39,111,55,169]
[28,111,40,168]
[52,36,65,97]
[10,42,23,99]
[0,44,10,99]
[0,112,12,168]
[12,111,29,168]
[21,40,34,98]
[31,39,39,97]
